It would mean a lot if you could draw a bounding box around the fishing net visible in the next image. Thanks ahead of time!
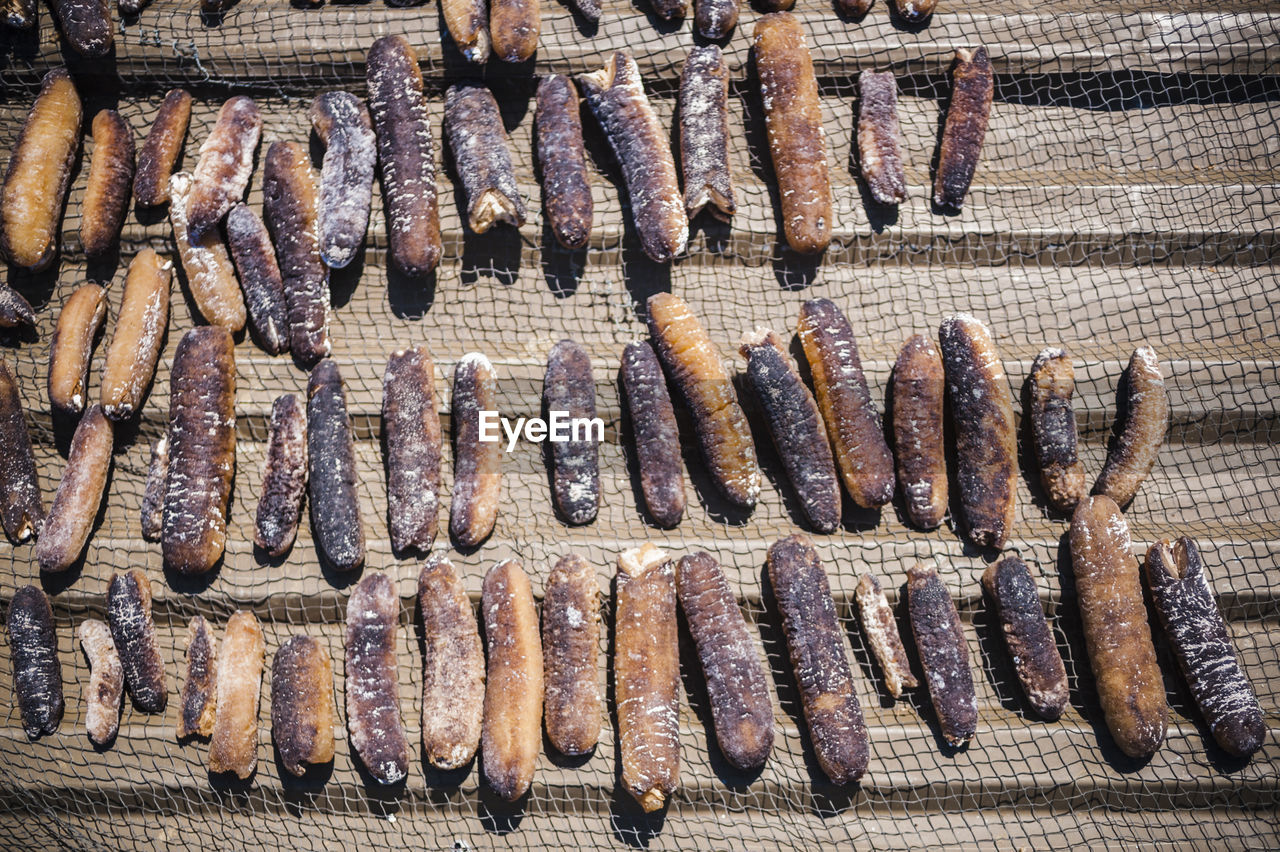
[0,1,1277,848]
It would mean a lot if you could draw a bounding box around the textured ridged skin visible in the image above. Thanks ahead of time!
[208,611,265,779]
[177,615,217,740]
[893,0,935,23]
[107,569,167,714]
[694,0,737,40]
[837,0,871,15]
[49,0,112,56]
[857,71,907,205]
[77,618,123,746]
[226,203,290,355]
[676,551,775,771]
[271,635,336,776]
[37,404,113,573]
[345,572,409,785]
[907,562,978,747]
[481,560,545,801]
[307,359,364,572]
[187,96,262,241]
[450,353,502,547]
[1069,496,1168,759]
[615,544,680,812]
[938,314,1017,548]
[311,91,376,269]
[100,249,171,421]
[1093,346,1168,508]
[418,555,485,769]
[8,586,63,739]
[798,299,894,510]
[168,171,247,332]
[1145,538,1264,758]
[444,84,527,234]
[981,557,1069,720]
[491,0,540,62]
[854,573,917,699]
[542,553,601,756]
[766,535,869,783]
[0,359,45,543]
[561,0,598,19]
[1028,348,1087,512]
[649,0,684,19]
[646,293,760,509]
[680,46,736,222]
[366,36,443,277]
[933,47,993,209]
[134,89,192,207]
[543,339,600,525]
[263,141,331,366]
[0,283,36,328]
[4,0,36,28]
[891,335,947,529]
[383,346,442,554]
[535,75,593,250]
[579,52,688,263]
[753,14,831,254]
[139,433,168,542]
[1,68,80,271]
[739,327,841,533]
[441,0,489,62]
[620,340,686,528]
[80,110,136,258]
[162,327,236,576]
[254,394,307,557]
[48,282,108,416]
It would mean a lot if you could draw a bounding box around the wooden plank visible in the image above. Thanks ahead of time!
[0,611,1276,813]
[3,2,1280,83]
[2,92,1278,270]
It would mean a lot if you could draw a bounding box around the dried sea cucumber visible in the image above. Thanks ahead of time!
[307,359,364,572]
[646,292,760,510]
[383,346,442,553]
[8,585,64,739]
[543,339,600,525]
[679,46,736,222]
[933,47,993,210]
[676,551,774,771]
[578,52,688,263]
[1,68,80,271]
[444,83,527,234]
[619,340,685,528]
[254,393,307,558]
[615,544,680,812]
[797,298,895,509]
[535,74,593,250]
[739,326,841,533]
[311,91,377,270]
[542,553,601,757]
[1144,538,1264,758]
[366,36,443,277]
[766,534,869,783]
[161,326,236,576]
[345,571,409,784]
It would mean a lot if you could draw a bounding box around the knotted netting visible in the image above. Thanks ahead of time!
[0,1,1277,848]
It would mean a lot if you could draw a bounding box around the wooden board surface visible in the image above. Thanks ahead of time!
[0,0,1278,848]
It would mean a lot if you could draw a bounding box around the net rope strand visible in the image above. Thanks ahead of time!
[0,2,1278,850]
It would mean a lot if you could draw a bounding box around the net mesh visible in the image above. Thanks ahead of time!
[0,1,1277,849]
